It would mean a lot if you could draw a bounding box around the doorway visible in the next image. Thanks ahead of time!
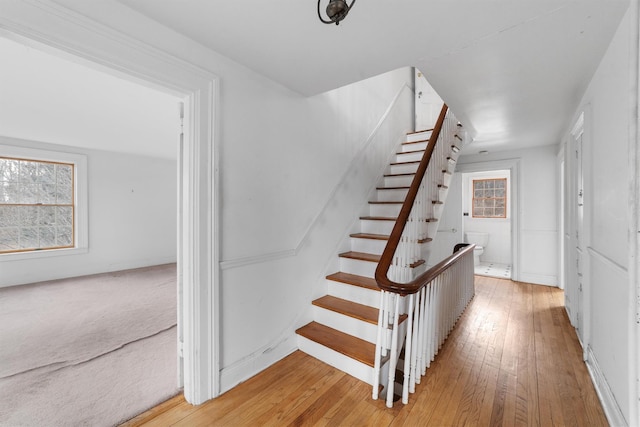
[461,169,512,278]
[456,159,520,281]
[0,34,184,423]
[0,6,219,404]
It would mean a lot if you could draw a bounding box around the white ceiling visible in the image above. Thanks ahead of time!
[113,0,628,153]
[0,1,630,157]
[0,36,181,160]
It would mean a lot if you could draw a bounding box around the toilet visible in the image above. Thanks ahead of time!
[465,232,489,266]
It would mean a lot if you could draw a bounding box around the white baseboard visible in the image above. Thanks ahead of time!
[218,333,298,395]
[585,346,627,427]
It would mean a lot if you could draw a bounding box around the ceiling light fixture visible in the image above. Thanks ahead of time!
[318,0,356,25]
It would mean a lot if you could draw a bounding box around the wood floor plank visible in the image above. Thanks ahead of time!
[122,277,610,427]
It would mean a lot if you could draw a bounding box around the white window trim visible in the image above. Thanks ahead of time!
[0,143,88,260]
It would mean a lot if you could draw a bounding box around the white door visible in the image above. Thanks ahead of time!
[575,131,585,345]
[414,69,443,131]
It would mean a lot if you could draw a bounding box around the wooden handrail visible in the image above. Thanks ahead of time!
[375,104,462,295]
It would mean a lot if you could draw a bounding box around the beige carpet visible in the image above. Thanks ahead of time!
[0,264,180,426]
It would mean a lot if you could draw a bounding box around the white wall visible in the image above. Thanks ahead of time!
[29,2,416,393]
[458,145,558,286]
[561,4,638,424]
[462,170,511,265]
[0,137,177,287]
[218,69,414,390]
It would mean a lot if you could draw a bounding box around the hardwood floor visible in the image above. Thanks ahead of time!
[122,276,608,426]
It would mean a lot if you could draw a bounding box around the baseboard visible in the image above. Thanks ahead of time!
[585,346,628,427]
[219,333,298,395]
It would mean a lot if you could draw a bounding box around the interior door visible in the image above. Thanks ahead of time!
[575,131,585,345]
[414,69,442,131]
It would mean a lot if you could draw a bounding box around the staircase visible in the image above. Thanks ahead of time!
[296,124,462,396]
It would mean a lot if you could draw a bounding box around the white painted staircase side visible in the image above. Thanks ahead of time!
[296,127,462,396]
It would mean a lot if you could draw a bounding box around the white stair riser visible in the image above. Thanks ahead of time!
[351,237,387,255]
[327,280,380,308]
[339,257,377,278]
[395,151,424,163]
[383,175,414,187]
[360,219,395,235]
[369,203,402,217]
[406,132,432,143]
[297,336,376,385]
[375,188,408,202]
[312,306,378,344]
[389,163,418,175]
[438,187,447,200]
[400,141,428,152]
[443,173,452,187]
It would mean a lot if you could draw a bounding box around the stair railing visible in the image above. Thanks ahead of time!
[372,104,475,407]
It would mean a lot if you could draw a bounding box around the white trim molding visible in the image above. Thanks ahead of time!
[586,346,628,427]
[0,1,220,404]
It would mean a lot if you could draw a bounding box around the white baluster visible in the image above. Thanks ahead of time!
[372,290,387,400]
[410,288,422,391]
[402,293,414,404]
[386,294,401,408]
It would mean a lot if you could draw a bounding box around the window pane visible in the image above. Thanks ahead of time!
[38,163,56,183]
[0,227,18,251]
[57,207,73,226]
[0,159,20,182]
[0,182,18,203]
[57,226,73,246]
[19,161,39,183]
[19,227,38,249]
[40,226,56,248]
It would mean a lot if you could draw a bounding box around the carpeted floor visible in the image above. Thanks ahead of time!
[0,264,180,427]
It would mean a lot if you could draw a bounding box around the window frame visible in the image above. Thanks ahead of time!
[0,143,88,260]
[471,177,508,219]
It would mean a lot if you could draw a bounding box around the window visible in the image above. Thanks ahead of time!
[0,142,87,259]
[0,157,75,253]
[472,178,507,218]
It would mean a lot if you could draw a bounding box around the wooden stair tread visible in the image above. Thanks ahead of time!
[313,295,379,324]
[368,201,403,205]
[339,251,380,263]
[402,139,429,145]
[376,186,410,190]
[406,128,433,135]
[390,160,420,166]
[326,272,379,291]
[396,149,425,155]
[384,173,415,178]
[360,216,396,221]
[296,322,376,367]
[350,233,389,241]
[411,259,426,268]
